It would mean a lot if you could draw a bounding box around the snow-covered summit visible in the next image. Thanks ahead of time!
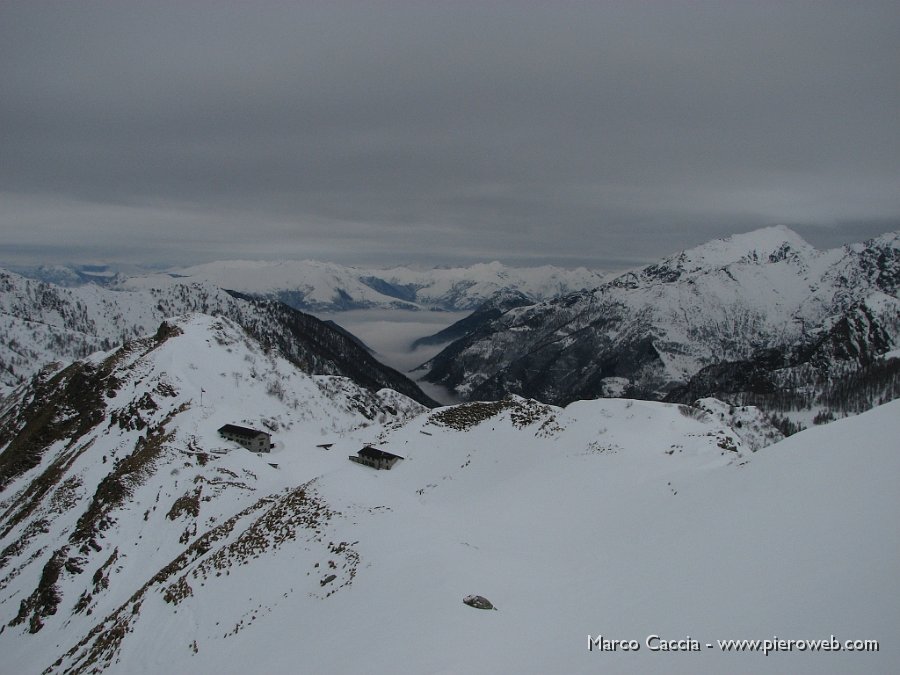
[680,225,815,268]
[621,225,817,287]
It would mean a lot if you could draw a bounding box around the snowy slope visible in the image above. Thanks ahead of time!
[119,259,607,311]
[1,316,896,674]
[0,315,425,671]
[0,269,436,405]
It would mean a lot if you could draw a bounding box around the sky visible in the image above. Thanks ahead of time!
[1,1,898,271]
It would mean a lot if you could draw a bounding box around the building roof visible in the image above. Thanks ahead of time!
[358,446,404,461]
[218,424,269,439]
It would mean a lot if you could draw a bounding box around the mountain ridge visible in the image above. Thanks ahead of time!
[0,269,436,406]
[419,227,900,414]
[114,259,607,312]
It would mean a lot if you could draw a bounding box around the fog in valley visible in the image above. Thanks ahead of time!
[312,308,468,404]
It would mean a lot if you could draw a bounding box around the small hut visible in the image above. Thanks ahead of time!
[218,424,274,453]
[349,446,403,470]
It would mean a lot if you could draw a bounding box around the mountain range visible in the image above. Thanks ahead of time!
[115,259,607,312]
[417,226,900,424]
[4,226,898,428]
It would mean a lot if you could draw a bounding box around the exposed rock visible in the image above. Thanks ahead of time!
[420,229,900,409]
[462,595,496,610]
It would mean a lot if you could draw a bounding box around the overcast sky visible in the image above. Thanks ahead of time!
[1,1,898,270]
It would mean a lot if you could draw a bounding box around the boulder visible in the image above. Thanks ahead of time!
[462,595,496,610]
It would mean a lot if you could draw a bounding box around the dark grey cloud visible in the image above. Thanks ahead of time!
[1,1,898,269]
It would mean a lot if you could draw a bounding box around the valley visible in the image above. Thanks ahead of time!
[310,308,469,405]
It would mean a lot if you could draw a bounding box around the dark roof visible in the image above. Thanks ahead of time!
[358,446,403,461]
[218,424,269,439]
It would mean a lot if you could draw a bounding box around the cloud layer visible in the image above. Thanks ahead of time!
[1,1,898,267]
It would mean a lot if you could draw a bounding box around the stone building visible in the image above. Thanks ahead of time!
[349,446,403,470]
[218,424,274,453]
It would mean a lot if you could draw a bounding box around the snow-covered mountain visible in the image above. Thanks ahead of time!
[666,292,900,422]
[419,227,900,414]
[1,313,896,674]
[8,263,133,288]
[0,269,435,406]
[118,259,607,311]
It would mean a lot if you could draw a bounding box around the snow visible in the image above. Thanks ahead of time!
[119,259,607,311]
[1,315,896,674]
[678,224,816,269]
[1,225,898,674]
[426,226,900,400]
[201,397,896,675]
[0,269,438,400]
